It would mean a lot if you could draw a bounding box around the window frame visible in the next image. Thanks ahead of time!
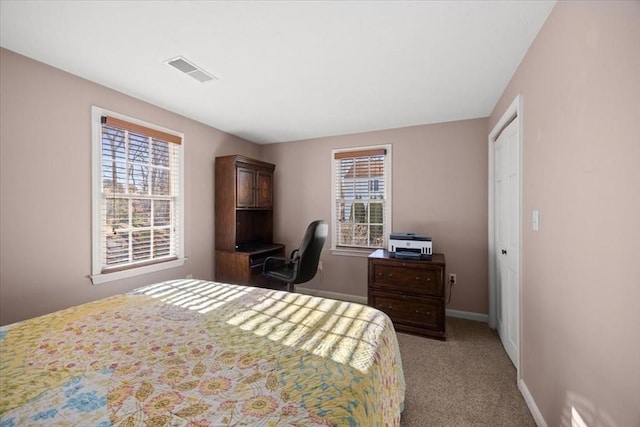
[331,144,392,257]
[90,106,185,284]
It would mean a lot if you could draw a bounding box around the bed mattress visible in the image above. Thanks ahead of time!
[0,279,405,426]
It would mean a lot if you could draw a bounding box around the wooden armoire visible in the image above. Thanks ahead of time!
[214,155,285,286]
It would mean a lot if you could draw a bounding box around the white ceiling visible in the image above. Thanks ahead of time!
[0,1,555,144]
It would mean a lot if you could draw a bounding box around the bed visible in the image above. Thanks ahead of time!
[0,279,405,426]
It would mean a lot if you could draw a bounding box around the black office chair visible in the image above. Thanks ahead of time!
[263,220,328,292]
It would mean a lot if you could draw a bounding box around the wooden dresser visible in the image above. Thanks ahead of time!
[368,249,446,340]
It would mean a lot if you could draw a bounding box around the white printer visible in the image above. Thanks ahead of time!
[388,232,432,260]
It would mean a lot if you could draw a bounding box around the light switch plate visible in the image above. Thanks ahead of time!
[532,210,540,231]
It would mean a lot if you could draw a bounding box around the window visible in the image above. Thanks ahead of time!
[331,145,392,254]
[91,107,184,284]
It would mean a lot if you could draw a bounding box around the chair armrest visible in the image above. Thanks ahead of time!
[263,256,290,274]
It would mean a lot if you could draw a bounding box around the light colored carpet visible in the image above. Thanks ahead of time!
[397,317,535,426]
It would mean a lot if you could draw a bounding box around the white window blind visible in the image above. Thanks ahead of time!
[96,114,182,275]
[333,146,391,250]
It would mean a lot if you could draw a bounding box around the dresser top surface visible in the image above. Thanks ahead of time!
[368,249,445,265]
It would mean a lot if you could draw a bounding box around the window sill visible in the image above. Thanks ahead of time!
[90,257,186,285]
[330,248,377,258]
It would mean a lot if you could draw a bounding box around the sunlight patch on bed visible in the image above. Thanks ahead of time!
[226,291,385,373]
[137,281,387,373]
[136,280,249,312]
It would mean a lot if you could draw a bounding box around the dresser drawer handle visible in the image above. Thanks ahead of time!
[378,272,393,278]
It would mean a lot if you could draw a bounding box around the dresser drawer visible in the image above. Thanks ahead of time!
[370,291,444,331]
[370,263,443,296]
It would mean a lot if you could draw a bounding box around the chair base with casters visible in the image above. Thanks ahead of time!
[263,220,328,292]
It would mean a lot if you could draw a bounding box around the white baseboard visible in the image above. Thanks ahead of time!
[294,287,368,305]
[445,309,489,323]
[519,378,547,427]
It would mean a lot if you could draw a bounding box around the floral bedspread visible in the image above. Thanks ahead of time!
[0,280,405,426]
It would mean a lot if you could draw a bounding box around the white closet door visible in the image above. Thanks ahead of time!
[494,116,520,368]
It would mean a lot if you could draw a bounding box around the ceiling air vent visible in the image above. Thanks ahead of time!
[165,56,217,83]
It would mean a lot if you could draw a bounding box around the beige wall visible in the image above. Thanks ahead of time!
[0,48,260,326]
[0,46,488,322]
[489,2,640,426]
[262,118,489,315]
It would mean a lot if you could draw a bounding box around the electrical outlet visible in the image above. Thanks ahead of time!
[449,273,456,286]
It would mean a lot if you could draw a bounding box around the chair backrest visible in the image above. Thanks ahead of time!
[293,220,328,284]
